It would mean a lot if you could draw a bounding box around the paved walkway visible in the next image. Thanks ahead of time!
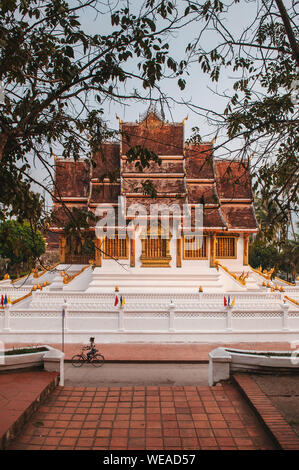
[7,382,275,450]
[0,370,58,449]
[5,342,293,361]
[64,363,209,387]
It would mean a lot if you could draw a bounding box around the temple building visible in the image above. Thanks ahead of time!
[47,111,259,292]
[2,110,297,347]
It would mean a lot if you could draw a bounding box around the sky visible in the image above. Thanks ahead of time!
[25,0,296,213]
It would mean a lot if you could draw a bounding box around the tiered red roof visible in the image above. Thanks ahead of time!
[49,112,258,235]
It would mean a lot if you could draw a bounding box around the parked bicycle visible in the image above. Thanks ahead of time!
[71,345,105,367]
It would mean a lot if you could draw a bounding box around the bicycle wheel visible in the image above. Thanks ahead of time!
[91,354,105,367]
[71,354,85,367]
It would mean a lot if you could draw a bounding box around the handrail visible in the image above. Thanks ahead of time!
[12,290,33,305]
[63,265,90,284]
[275,276,296,287]
[216,261,247,286]
[284,295,299,307]
[249,265,273,280]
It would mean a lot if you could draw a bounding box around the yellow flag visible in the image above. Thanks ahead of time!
[121,296,125,306]
[231,296,235,306]
[8,296,11,304]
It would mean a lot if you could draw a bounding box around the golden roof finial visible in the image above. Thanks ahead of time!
[182,115,188,125]
[199,286,203,292]
[115,286,119,292]
[116,114,122,124]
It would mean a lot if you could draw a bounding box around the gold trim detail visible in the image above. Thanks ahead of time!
[275,276,296,286]
[216,262,247,286]
[249,265,274,280]
[63,265,90,284]
[284,295,299,306]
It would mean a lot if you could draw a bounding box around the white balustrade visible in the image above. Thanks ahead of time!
[0,289,298,343]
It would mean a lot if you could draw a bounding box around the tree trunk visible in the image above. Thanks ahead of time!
[274,0,299,66]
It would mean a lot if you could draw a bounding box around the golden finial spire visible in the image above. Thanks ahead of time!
[182,115,188,125]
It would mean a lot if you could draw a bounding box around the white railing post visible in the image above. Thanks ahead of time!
[281,301,289,331]
[118,305,125,331]
[169,300,176,332]
[226,305,232,331]
[3,304,11,332]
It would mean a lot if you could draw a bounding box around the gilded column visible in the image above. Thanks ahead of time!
[210,232,216,267]
[59,235,66,264]
[95,238,102,267]
[243,233,249,266]
[176,238,182,268]
[130,236,135,267]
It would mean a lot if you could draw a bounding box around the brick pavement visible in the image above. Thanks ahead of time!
[233,374,299,450]
[0,370,59,449]
[7,382,276,450]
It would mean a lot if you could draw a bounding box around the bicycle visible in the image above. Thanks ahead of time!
[71,346,105,367]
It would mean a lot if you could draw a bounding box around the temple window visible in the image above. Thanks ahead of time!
[144,237,168,258]
[216,236,237,258]
[183,235,208,259]
[140,223,172,267]
[103,235,129,259]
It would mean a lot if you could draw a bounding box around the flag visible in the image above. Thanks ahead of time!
[7,296,11,304]
[228,295,231,306]
[4,294,7,306]
[114,295,119,307]
[120,295,125,307]
[231,296,235,307]
[224,296,227,306]
[1,295,3,307]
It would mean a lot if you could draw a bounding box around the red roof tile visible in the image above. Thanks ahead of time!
[185,144,214,179]
[187,183,218,205]
[54,160,90,199]
[90,183,120,204]
[214,160,252,200]
[221,204,258,230]
[92,143,120,179]
[121,113,183,155]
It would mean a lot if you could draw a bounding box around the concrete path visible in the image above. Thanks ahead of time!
[64,363,209,387]
[5,341,293,361]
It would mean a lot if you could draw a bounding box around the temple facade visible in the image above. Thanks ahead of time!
[47,111,259,291]
[2,112,299,345]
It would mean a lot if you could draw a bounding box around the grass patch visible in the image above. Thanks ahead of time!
[3,347,48,356]
[226,349,292,357]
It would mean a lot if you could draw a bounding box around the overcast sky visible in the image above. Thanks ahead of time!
[26,0,293,210]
